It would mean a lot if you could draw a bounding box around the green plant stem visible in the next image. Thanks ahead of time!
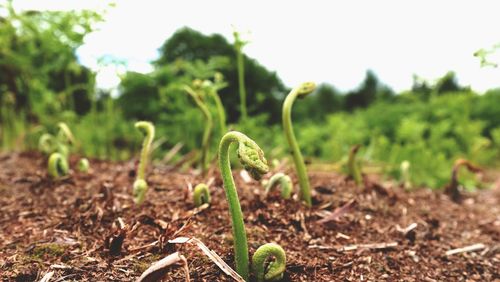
[185,86,213,175]
[219,131,269,281]
[252,243,286,282]
[347,145,363,185]
[237,50,247,120]
[234,31,247,120]
[135,121,155,181]
[209,89,227,133]
[282,82,316,207]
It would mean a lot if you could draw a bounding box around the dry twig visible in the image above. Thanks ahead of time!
[445,243,486,256]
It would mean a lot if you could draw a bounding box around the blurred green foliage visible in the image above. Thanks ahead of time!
[0,6,498,189]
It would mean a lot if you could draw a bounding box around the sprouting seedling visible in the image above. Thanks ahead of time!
[39,133,56,154]
[252,243,286,282]
[184,84,213,175]
[400,160,412,190]
[233,29,249,120]
[282,82,316,207]
[48,152,69,178]
[78,158,90,173]
[445,158,482,202]
[57,122,76,146]
[133,121,155,204]
[347,145,363,186]
[193,183,211,207]
[264,172,292,199]
[219,131,286,281]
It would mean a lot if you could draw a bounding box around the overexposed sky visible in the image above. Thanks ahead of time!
[13,0,500,92]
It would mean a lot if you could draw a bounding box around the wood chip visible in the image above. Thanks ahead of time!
[445,243,486,256]
[39,271,54,282]
[239,170,252,183]
[396,223,418,234]
[169,237,245,282]
[136,252,190,282]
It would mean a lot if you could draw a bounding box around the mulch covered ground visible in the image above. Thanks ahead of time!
[0,152,499,281]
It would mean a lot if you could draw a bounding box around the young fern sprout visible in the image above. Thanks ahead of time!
[57,122,76,146]
[219,131,286,281]
[133,121,155,204]
[193,183,211,207]
[264,172,292,199]
[184,84,213,175]
[282,82,316,207]
[78,158,90,173]
[38,133,55,154]
[48,152,69,178]
[38,122,75,156]
[445,158,482,202]
[347,145,363,185]
[252,243,287,282]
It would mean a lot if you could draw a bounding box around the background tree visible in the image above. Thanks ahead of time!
[155,27,287,123]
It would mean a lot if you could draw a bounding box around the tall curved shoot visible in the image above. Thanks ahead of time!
[184,84,213,175]
[219,131,286,281]
[133,121,155,204]
[282,82,316,207]
[210,72,227,133]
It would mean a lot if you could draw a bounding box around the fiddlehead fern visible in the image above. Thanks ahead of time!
[38,122,75,156]
[133,121,155,204]
[78,158,90,173]
[184,84,213,175]
[282,82,316,207]
[57,122,75,146]
[39,133,56,154]
[219,131,269,280]
[48,152,69,178]
[252,243,286,282]
[264,173,292,199]
[193,183,211,207]
[347,145,363,185]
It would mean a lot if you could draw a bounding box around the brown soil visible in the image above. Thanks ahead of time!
[0,152,499,281]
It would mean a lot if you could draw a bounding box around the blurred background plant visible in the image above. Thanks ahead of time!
[1,2,499,189]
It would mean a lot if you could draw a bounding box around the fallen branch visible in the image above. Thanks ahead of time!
[445,243,486,256]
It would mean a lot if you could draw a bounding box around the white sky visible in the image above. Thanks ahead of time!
[13,0,500,92]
